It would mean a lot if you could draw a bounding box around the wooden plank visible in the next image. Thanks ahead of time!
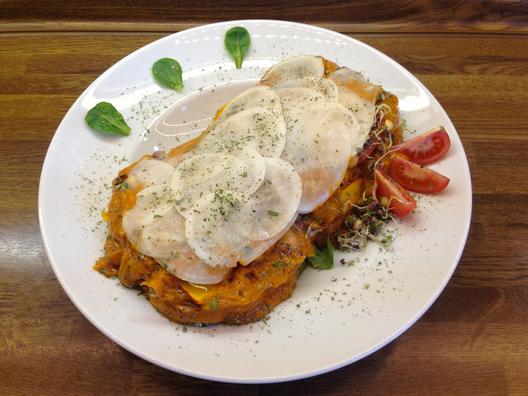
[1,0,528,34]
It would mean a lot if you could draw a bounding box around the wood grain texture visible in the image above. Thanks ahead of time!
[1,0,528,33]
[1,2,528,394]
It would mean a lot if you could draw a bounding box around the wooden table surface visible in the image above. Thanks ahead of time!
[1,1,527,395]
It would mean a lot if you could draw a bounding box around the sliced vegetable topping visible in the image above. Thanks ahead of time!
[396,126,450,165]
[388,155,450,194]
[375,169,416,218]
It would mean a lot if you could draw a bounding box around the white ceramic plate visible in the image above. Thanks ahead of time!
[39,20,471,383]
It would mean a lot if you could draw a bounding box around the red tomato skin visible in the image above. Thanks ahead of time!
[397,126,451,165]
[374,169,417,217]
[388,156,450,194]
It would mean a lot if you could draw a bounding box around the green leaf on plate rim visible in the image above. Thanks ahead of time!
[152,57,184,91]
[224,26,251,69]
[85,102,131,136]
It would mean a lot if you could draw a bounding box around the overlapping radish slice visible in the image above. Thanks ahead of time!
[329,67,382,152]
[163,152,186,167]
[185,158,301,267]
[122,184,174,244]
[274,76,338,103]
[241,157,301,241]
[185,190,249,267]
[280,102,358,213]
[159,256,231,285]
[261,55,324,86]
[120,57,389,285]
[193,107,286,157]
[170,149,266,217]
[216,85,283,121]
[136,207,232,284]
[123,193,232,284]
[275,87,326,119]
[238,216,296,265]
[330,67,381,101]
[127,159,175,190]
[135,206,187,259]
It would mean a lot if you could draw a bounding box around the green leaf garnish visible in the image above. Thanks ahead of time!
[85,102,130,136]
[267,209,280,217]
[307,237,334,270]
[152,58,183,91]
[224,26,251,69]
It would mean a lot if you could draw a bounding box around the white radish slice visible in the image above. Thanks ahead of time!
[163,152,186,167]
[338,91,375,151]
[261,55,324,86]
[183,191,277,268]
[127,159,175,190]
[135,206,187,259]
[329,67,382,152]
[216,85,283,121]
[185,158,301,268]
[281,102,358,213]
[194,107,286,158]
[159,256,231,285]
[330,67,382,101]
[240,157,302,241]
[170,149,266,217]
[185,190,250,267]
[274,76,338,103]
[122,184,174,244]
[275,87,325,119]
[330,67,367,86]
[238,215,296,265]
[135,206,231,284]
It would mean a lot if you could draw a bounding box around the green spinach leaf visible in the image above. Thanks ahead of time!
[85,102,130,136]
[152,58,183,91]
[307,237,334,270]
[224,26,251,69]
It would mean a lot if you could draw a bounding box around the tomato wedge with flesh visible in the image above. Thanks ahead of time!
[374,169,416,217]
[388,156,450,194]
[397,126,451,165]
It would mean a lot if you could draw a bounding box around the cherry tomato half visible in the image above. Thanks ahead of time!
[397,126,451,165]
[374,169,416,217]
[388,156,450,194]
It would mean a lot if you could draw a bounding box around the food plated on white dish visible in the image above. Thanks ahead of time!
[39,20,471,382]
[94,54,453,326]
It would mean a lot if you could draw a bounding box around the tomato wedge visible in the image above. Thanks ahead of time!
[397,126,450,165]
[374,169,416,217]
[388,156,449,194]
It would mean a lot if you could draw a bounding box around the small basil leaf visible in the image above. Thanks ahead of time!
[307,237,334,270]
[152,58,183,91]
[85,102,130,136]
[224,26,251,69]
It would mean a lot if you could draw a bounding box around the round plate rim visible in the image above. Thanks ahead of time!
[38,19,473,384]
